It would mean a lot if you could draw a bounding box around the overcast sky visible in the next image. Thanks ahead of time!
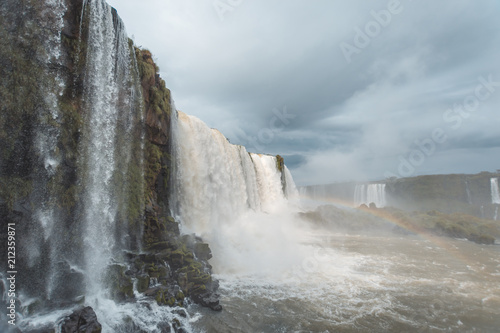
[107,0,500,186]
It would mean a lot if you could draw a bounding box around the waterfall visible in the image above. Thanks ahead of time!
[354,184,386,208]
[171,111,295,233]
[79,0,143,297]
[302,184,327,200]
[283,166,299,199]
[1,0,295,330]
[354,184,366,206]
[491,178,500,205]
[465,179,473,205]
[170,111,298,272]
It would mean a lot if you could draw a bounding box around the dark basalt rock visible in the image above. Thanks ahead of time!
[49,262,86,302]
[191,279,222,311]
[191,291,222,311]
[193,242,212,261]
[60,306,102,333]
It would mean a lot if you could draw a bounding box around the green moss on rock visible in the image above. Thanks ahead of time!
[136,275,150,294]
[105,264,134,302]
[276,155,284,173]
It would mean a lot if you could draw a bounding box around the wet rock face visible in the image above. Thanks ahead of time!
[191,280,222,311]
[60,306,102,333]
[0,4,221,332]
[135,46,221,311]
[120,230,220,310]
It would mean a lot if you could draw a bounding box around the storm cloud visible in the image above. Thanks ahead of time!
[108,0,500,185]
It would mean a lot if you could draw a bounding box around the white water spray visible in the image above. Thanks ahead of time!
[171,111,301,275]
[80,0,139,297]
[171,111,296,231]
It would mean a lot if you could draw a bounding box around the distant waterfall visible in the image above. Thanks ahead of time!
[354,184,387,208]
[491,178,500,204]
[299,184,328,200]
[283,167,299,199]
[171,111,297,237]
[465,180,473,205]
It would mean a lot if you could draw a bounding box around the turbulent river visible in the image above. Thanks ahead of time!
[169,110,500,333]
[187,215,500,333]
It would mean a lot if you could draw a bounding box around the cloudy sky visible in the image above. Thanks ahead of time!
[107,0,500,186]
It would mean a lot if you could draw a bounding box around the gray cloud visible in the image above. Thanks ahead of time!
[108,0,500,185]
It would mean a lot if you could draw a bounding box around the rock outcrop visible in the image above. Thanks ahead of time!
[60,307,102,333]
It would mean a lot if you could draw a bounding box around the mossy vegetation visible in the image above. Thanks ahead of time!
[135,48,172,119]
[105,264,134,302]
[386,172,500,215]
[400,209,498,244]
[132,45,220,310]
[276,155,285,173]
[0,0,90,214]
[0,1,47,207]
[0,177,33,210]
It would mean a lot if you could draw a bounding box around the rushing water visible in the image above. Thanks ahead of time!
[75,0,145,312]
[168,109,500,332]
[170,111,297,236]
[188,222,500,332]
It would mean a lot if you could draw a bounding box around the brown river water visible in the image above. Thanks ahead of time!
[189,232,500,333]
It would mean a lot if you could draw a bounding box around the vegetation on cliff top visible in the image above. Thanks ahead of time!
[299,204,499,245]
[134,45,221,310]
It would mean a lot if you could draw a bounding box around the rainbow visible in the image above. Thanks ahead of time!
[299,194,485,271]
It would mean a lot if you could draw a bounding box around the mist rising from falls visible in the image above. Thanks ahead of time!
[491,178,500,205]
[354,183,387,208]
[171,111,300,274]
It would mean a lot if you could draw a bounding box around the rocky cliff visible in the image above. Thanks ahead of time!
[0,0,221,331]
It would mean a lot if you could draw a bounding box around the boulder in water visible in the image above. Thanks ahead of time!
[59,306,102,333]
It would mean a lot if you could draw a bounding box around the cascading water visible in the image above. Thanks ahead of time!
[170,111,300,274]
[7,0,155,331]
[491,178,500,205]
[79,0,142,298]
[170,111,297,228]
[299,184,329,201]
[354,183,387,208]
[353,184,366,206]
[283,166,299,199]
